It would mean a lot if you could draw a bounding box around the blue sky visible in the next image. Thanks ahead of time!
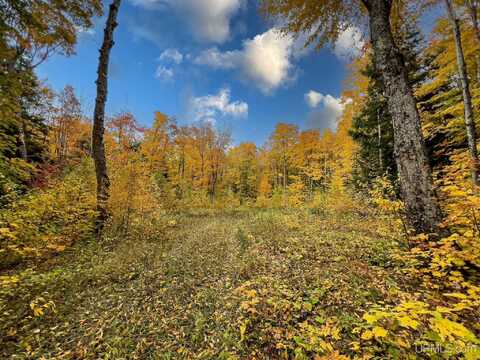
[37,0,365,145]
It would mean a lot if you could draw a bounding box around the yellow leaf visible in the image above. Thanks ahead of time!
[363,313,377,324]
[361,330,373,340]
[398,316,419,329]
[444,292,468,300]
[372,326,388,338]
[240,320,249,341]
[362,311,388,324]
[350,341,360,351]
[33,307,44,317]
[394,338,410,348]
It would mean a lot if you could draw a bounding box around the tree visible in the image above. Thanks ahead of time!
[227,143,258,203]
[350,66,396,186]
[0,0,102,70]
[141,112,173,175]
[417,19,470,164]
[350,24,426,187]
[463,0,480,83]
[319,129,339,189]
[92,0,121,233]
[295,130,323,195]
[52,85,82,165]
[206,127,230,201]
[0,0,101,203]
[269,123,299,191]
[0,57,50,202]
[108,112,144,153]
[444,0,479,186]
[262,0,443,234]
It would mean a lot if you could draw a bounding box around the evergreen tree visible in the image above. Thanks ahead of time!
[0,52,49,202]
[350,24,427,189]
[350,61,396,186]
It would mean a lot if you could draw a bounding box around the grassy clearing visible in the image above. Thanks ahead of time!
[1,206,411,359]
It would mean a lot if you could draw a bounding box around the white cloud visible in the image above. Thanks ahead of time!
[155,65,174,81]
[194,47,239,69]
[305,91,347,131]
[159,48,183,64]
[305,90,323,108]
[195,28,296,94]
[188,88,248,123]
[242,29,295,93]
[333,26,364,60]
[75,25,95,36]
[131,0,244,43]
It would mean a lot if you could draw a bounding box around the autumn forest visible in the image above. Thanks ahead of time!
[1,0,480,358]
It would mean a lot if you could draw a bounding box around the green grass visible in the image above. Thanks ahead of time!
[1,207,407,359]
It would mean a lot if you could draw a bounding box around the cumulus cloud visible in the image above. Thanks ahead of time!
[305,91,347,131]
[333,26,364,60]
[155,65,174,81]
[188,88,248,123]
[305,90,323,108]
[195,28,296,94]
[242,29,295,93]
[159,48,183,64]
[130,0,244,43]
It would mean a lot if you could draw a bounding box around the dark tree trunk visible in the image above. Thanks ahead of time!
[362,0,443,234]
[92,0,121,233]
[450,0,480,186]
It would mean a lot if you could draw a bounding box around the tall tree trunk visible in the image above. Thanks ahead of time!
[363,0,443,234]
[377,107,383,173]
[446,0,480,186]
[465,0,480,83]
[92,0,121,233]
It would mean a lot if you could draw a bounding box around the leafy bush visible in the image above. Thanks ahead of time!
[0,160,96,268]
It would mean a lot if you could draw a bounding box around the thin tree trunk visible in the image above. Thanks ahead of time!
[19,121,28,161]
[446,0,480,186]
[324,155,327,189]
[363,0,443,234]
[58,117,68,165]
[465,0,480,83]
[92,0,121,233]
[475,56,480,85]
[377,107,383,173]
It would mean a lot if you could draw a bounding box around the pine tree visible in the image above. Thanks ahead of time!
[350,24,427,189]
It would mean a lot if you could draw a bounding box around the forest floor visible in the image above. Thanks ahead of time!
[1,207,415,359]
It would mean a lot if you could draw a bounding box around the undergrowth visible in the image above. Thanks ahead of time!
[0,166,479,358]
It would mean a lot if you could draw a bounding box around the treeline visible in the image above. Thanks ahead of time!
[9,87,351,208]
